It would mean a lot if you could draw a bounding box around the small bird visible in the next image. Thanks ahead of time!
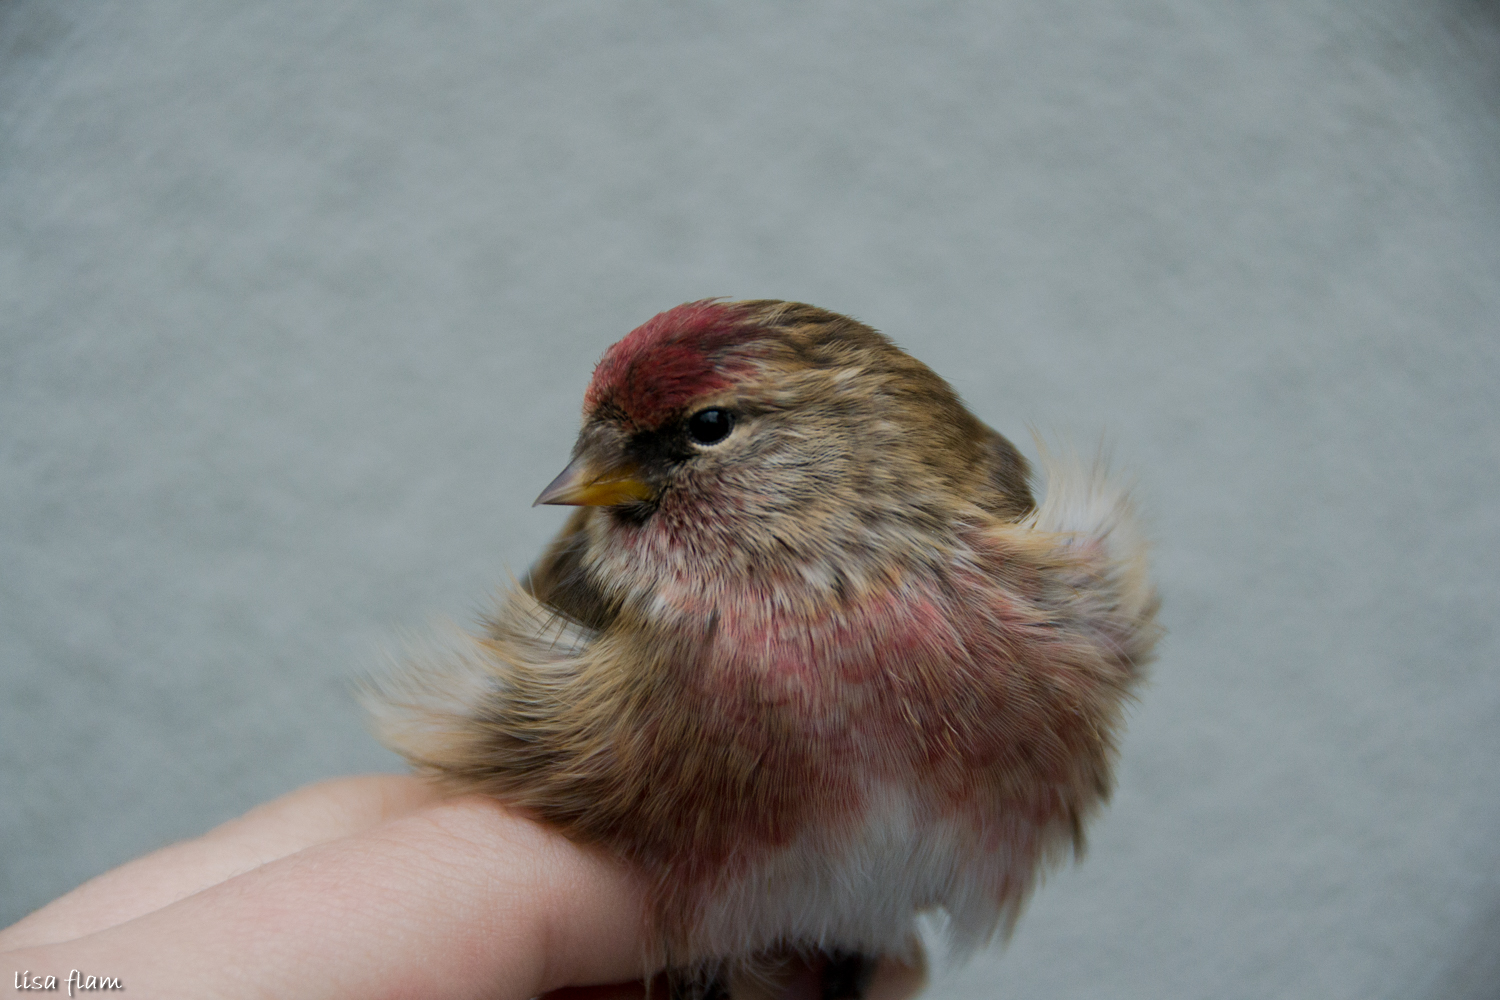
[369,300,1159,998]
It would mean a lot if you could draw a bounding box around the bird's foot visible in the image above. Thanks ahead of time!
[671,949,898,1000]
[819,951,876,1000]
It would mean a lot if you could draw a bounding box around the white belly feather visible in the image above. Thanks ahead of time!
[689,782,1038,963]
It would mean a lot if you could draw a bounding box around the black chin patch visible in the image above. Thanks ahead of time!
[608,497,658,526]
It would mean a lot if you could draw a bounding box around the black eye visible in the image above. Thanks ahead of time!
[686,408,734,445]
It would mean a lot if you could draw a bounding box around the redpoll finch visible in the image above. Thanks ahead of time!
[369,300,1159,998]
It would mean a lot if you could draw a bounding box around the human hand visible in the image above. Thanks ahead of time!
[1,776,926,1000]
[1,775,652,999]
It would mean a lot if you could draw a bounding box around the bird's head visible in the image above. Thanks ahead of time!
[536,300,1033,603]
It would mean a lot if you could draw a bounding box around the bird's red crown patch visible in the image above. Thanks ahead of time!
[585,300,759,427]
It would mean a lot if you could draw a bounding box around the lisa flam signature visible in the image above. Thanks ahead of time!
[15,970,122,996]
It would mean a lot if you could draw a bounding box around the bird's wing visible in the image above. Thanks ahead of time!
[523,507,621,631]
[973,426,1036,520]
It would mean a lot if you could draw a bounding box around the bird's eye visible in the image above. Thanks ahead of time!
[686,408,734,446]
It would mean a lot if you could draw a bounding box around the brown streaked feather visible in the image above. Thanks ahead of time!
[736,302,1035,522]
[976,428,1034,520]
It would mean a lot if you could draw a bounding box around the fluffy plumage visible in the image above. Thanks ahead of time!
[367,300,1159,990]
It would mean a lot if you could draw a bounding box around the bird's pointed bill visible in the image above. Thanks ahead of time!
[534,454,655,507]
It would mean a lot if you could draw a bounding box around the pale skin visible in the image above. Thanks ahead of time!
[0,776,925,1000]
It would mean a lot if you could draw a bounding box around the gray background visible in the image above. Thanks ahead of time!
[2,2,1497,997]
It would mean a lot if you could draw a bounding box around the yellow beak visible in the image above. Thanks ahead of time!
[533,454,655,507]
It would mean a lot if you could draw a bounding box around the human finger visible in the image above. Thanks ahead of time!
[0,774,437,951]
[3,793,651,1000]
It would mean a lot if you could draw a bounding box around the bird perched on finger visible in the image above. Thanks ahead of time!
[368,300,1159,998]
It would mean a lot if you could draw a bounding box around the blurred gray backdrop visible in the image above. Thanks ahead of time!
[3,2,1498,997]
